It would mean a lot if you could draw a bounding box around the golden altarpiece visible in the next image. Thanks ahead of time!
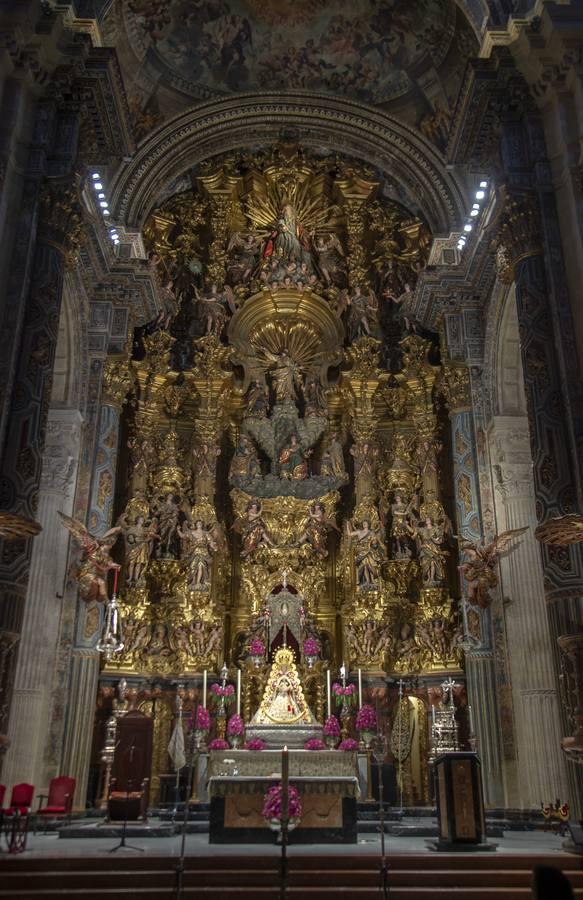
[92,146,469,807]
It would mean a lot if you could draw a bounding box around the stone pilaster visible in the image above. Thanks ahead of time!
[490,417,569,807]
[441,362,505,806]
[60,358,129,807]
[3,408,83,791]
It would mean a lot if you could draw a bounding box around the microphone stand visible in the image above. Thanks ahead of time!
[110,742,144,853]
[175,702,200,900]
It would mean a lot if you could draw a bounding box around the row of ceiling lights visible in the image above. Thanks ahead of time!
[457,181,489,251]
[91,173,119,245]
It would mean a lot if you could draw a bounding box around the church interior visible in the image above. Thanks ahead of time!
[0,0,582,896]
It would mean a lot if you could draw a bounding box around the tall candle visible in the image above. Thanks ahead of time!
[202,670,207,709]
[326,670,331,718]
[236,669,241,716]
[468,704,474,735]
[281,745,289,825]
[431,704,436,727]
[358,669,363,708]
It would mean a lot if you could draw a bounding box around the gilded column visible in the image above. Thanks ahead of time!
[491,422,569,806]
[439,361,505,806]
[3,409,83,790]
[61,353,132,807]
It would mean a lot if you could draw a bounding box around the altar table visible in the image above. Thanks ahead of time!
[207,749,358,779]
[208,775,358,844]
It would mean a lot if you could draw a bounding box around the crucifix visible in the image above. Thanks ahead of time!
[441,676,457,709]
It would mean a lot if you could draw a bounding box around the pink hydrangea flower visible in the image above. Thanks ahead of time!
[303,638,320,657]
[323,715,341,737]
[338,738,359,751]
[355,704,377,731]
[245,738,267,750]
[208,739,230,750]
[227,713,245,737]
[249,638,265,656]
[262,784,302,820]
[304,738,326,751]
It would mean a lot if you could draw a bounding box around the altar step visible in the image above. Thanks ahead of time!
[1,852,581,898]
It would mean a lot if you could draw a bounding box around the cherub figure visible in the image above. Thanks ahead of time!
[189,620,207,656]
[458,528,528,608]
[297,501,340,559]
[58,512,121,603]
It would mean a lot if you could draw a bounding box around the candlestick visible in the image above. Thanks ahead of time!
[358,669,363,708]
[468,704,474,736]
[236,669,241,716]
[202,670,207,709]
[326,670,331,719]
[281,745,289,824]
[432,704,436,727]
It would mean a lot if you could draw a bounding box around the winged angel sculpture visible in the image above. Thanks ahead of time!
[58,512,121,602]
[458,527,528,609]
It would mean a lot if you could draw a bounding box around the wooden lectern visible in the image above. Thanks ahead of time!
[431,752,495,851]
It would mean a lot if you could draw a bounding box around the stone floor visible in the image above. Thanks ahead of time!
[14,825,572,859]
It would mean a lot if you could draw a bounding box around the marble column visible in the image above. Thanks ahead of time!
[3,408,83,791]
[490,417,569,807]
[446,380,505,806]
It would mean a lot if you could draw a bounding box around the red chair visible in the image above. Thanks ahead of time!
[2,783,34,816]
[36,776,75,831]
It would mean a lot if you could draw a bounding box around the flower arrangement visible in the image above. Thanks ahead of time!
[338,738,359,751]
[323,715,341,738]
[262,783,302,822]
[332,682,356,705]
[303,638,320,657]
[210,682,235,705]
[227,714,245,737]
[355,704,377,732]
[304,738,326,751]
[208,738,230,750]
[249,638,265,657]
[245,738,267,751]
[189,706,211,732]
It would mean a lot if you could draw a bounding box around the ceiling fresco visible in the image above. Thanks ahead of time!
[107,0,477,148]
[124,0,460,101]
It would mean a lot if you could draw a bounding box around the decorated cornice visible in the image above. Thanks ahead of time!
[108,93,467,235]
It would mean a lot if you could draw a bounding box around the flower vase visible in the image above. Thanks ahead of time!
[194,729,207,751]
[251,655,263,669]
[305,654,317,670]
[269,818,300,842]
[325,735,338,750]
[229,734,242,749]
[361,730,376,749]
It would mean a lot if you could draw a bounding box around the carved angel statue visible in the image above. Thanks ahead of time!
[314,232,345,285]
[297,501,340,559]
[58,512,121,602]
[388,493,417,559]
[233,499,275,559]
[226,231,260,284]
[320,431,347,480]
[244,378,270,418]
[535,514,583,546]
[458,527,528,608]
[116,512,160,586]
[345,518,387,589]
[193,283,236,335]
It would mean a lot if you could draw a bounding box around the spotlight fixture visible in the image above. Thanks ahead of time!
[470,209,479,216]
[479,180,487,188]
[463,223,472,232]
[475,190,485,200]
[93,182,103,191]
[91,173,100,180]
[99,200,108,208]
